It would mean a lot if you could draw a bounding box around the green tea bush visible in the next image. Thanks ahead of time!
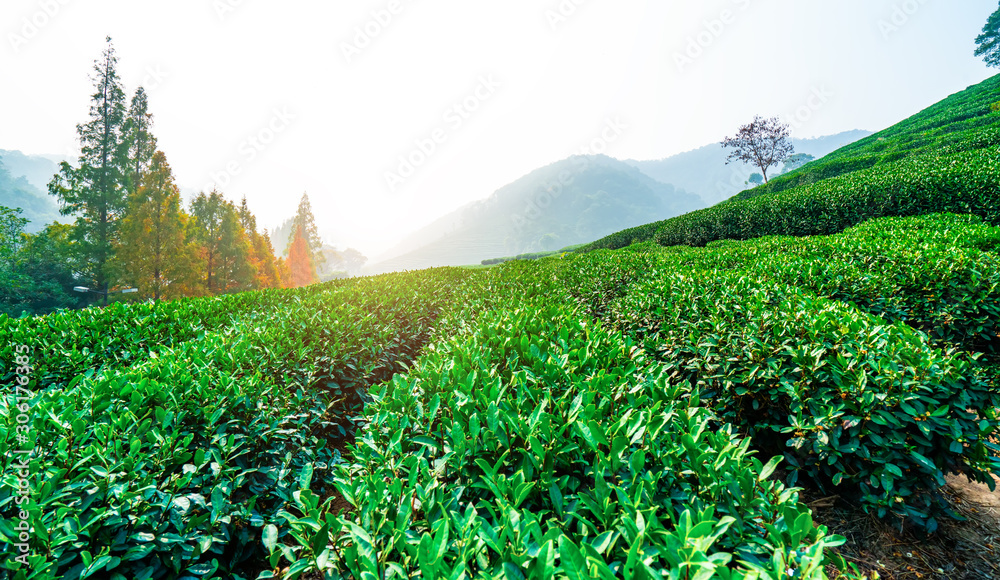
[653,149,1000,249]
[753,74,1000,197]
[1,330,333,579]
[270,264,852,579]
[6,203,999,578]
[565,219,1000,528]
[242,270,472,431]
[609,270,1000,529]
[578,214,1000,358]
[698,214,1000,354]
[0,268,472,579]
[0,278,356,390]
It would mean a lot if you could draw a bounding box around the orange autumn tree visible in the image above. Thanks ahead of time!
[237,197,283,289]
[286,224,317,288]
[113,151,203,300]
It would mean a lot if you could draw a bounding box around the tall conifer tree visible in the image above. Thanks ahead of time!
[286,224,317,288]
[123,87,158,195]
[189,189,227,293]
[48,37,130,304]
[237,197,282,289]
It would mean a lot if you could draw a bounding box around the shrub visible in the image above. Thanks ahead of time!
[608,269,1000,529]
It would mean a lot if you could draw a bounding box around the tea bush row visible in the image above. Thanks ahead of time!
[0,268,472,580]
[269,263,854,579]
[563,217,1000,528]
[588,148,1000,252]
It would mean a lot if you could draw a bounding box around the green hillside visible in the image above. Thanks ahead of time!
[586,74,1000,251]
[744,74,1000,198]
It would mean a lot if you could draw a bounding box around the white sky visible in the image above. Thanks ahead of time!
[1,0,996,256]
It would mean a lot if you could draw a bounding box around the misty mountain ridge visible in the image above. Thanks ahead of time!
[0,152,65,232]
[0,149,74,191]
[368,154,704,273]
[624,129,872,204]
[368,130,872,273]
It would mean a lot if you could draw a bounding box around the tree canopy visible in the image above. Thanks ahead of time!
[721,115,794,184]
[975,4,1000,68]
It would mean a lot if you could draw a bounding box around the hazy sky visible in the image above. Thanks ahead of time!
[1,0,996,256]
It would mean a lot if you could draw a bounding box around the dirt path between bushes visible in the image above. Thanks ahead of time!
[820,475,1000,579]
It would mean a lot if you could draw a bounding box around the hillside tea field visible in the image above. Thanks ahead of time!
[3,212,1000,579]
[586,76,1000,252]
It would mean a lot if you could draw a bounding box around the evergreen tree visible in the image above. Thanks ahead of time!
[123,87,158,195]
[47,37,130,305]
[189,189,226,293]
[275,256,293,289]
[0,206,28,266]
[253,229,283,288]
[189,190,259,294]
[0,207,83,316]
[975,4,1000,68]
[114,152,202,301]
[287,224,317,288]
[238,196,256,235]
[216,206,256,293]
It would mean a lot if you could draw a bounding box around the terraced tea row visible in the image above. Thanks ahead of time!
[587,148,1000,251]
[0,268,472,580]
[272,263,850,579]
[756,74,1000,196]
[565,214,1000,529]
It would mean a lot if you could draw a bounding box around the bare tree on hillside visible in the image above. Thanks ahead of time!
[721,116,794,184]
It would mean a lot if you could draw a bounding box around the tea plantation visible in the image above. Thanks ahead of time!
[3,77,1000,580]
[3,210,1000,579]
